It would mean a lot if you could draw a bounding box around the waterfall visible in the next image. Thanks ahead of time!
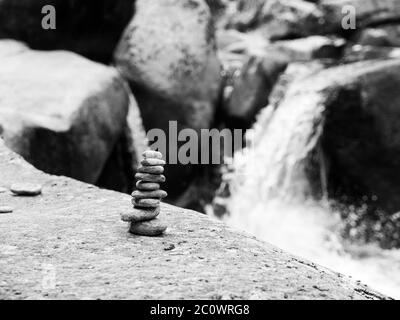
[224,65,400,299]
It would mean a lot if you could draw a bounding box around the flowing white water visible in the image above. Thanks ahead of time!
[225,80,400,299]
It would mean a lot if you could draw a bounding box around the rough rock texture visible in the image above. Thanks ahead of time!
[0,40,141,187]
[114,0,222,132]
[0,140,388,299]
[0,0,134,63]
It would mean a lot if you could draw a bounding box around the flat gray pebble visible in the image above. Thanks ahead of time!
[10,183,42,196]
[129,218,167,236]
[0,206,13,214]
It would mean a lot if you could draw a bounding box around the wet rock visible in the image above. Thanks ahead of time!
[131,190,168,200]
[0,0,134,63]
[271,36,346,61]
[355,25,400,47]
[0,206,13,214]
[114,0,222,197]
[226,0,266,31]
[10,183,42,196]
[129,218,168,237]
[128,151,167,236]
[343,45,400,63]
[0,40,132,186]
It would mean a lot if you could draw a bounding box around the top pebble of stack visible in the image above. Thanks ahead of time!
[143,150,163,159]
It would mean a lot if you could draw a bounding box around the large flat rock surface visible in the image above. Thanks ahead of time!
[0,141,387,299]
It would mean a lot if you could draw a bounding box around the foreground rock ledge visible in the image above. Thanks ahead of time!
[0,142,387,300]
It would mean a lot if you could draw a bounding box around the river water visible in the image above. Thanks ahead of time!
[223,75,400,298]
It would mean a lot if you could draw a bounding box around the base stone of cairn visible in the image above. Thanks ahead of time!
[121,150,167,236]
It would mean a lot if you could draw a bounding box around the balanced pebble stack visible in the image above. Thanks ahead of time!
[121,150,168,236]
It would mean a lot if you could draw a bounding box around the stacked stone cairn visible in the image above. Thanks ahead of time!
[121,150,168,236]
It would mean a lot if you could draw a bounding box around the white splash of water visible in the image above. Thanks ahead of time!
[225,81,400,298]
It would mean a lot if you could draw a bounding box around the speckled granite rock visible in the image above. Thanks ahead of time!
[0,140,389,299]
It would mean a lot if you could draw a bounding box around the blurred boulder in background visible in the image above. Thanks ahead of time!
[115,0,222,132]
[114,0,222,197]
[217,31,344,127]
[0,40,145,191]
[320,60,400,216]
[0,0,134,63]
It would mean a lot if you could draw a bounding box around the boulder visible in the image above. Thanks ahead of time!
[219,34,344,127]
[0,40,139,186]
[355,25,400,47]
[0,140,387,299]
[114,0,222,198]
[227,0,326,39]
[0,0,134,63]
[271,36,346,61]
[319,61,400,212]
[114,0,222,132]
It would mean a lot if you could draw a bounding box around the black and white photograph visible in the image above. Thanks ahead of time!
[0,0,399,307]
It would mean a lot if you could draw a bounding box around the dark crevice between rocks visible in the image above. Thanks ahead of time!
[321,85,400,249]
[0,0,136,63]
[97,124,135,194]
